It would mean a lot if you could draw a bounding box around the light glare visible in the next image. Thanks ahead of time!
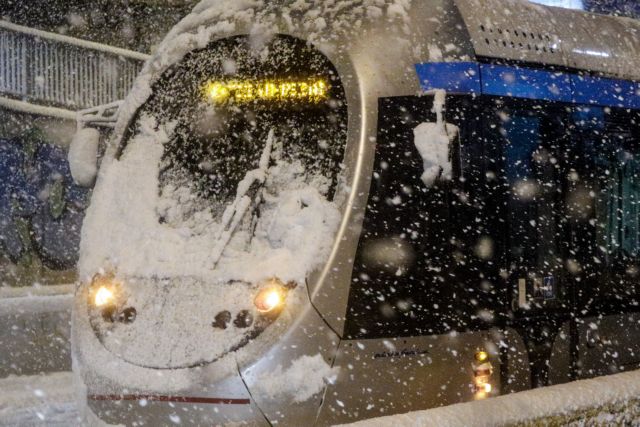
[254,284,286,313]
[475,351,489,362]
[528,0,583,9]
[94,286,114,307]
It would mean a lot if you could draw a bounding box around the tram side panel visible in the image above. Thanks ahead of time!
[318,94,530,424]
[318,90,640,422]
[550,314,640,386]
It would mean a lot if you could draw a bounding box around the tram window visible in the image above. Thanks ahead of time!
[344,96,503,339]
[561,106,640,311]
[572,107,640,306]
[575,108,640,262]
[125,35,348,230]
[594,122,640,259]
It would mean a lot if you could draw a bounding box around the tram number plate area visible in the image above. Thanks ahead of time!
[517,276,556,308]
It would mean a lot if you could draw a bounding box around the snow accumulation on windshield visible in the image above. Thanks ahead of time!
[80,115,340,285]
[81,3,362,285]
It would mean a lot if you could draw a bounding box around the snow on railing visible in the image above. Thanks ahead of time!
[0,20,150,111]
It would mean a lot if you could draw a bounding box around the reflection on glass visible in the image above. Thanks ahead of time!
[528,0,584,9]
[503,114,559,275]
[595,128,640,259]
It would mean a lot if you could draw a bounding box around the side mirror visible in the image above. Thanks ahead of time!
[68,100,123,187]
[69,127,100,187]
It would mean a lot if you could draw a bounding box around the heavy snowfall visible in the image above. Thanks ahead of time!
[2,0,640,425]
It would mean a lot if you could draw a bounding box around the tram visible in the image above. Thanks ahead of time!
[70,0,640,424]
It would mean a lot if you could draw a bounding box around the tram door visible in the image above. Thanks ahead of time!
[489,101,640,386]
[486,99,573,388]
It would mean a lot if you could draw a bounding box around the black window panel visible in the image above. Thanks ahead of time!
[569,106,640,314]
[344,96,504,339]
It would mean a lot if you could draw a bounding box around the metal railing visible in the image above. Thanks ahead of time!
[0,20,150,111]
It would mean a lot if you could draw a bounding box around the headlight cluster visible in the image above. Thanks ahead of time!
[472,350,494,398]
[212,277,293,330]
[88,274,136,324]
[94,286,115,307]
[254,278,289,314]
[90,274,291,331]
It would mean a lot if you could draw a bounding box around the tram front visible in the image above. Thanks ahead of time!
[72,31,350,425]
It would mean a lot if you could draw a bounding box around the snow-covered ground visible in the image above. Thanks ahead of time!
[3,369,640,426]
[338,369,640,427]
[0,286,72,378]
[0,372,78,426]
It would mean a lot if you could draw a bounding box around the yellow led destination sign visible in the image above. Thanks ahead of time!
[205,78,329,104]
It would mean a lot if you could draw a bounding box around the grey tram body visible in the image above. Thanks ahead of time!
[72,0,640,425]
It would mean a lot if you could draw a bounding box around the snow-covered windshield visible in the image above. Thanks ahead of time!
[121,35,346,230]
[82,34,348,282]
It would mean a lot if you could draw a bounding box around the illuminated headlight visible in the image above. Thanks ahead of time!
[89,274,121,307]
[87,274,135,323]
[480,383,492,393]
[254,278,289,314]
[94,286,115,307]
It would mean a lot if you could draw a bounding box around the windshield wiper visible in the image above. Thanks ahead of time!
[210,129,275,267]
